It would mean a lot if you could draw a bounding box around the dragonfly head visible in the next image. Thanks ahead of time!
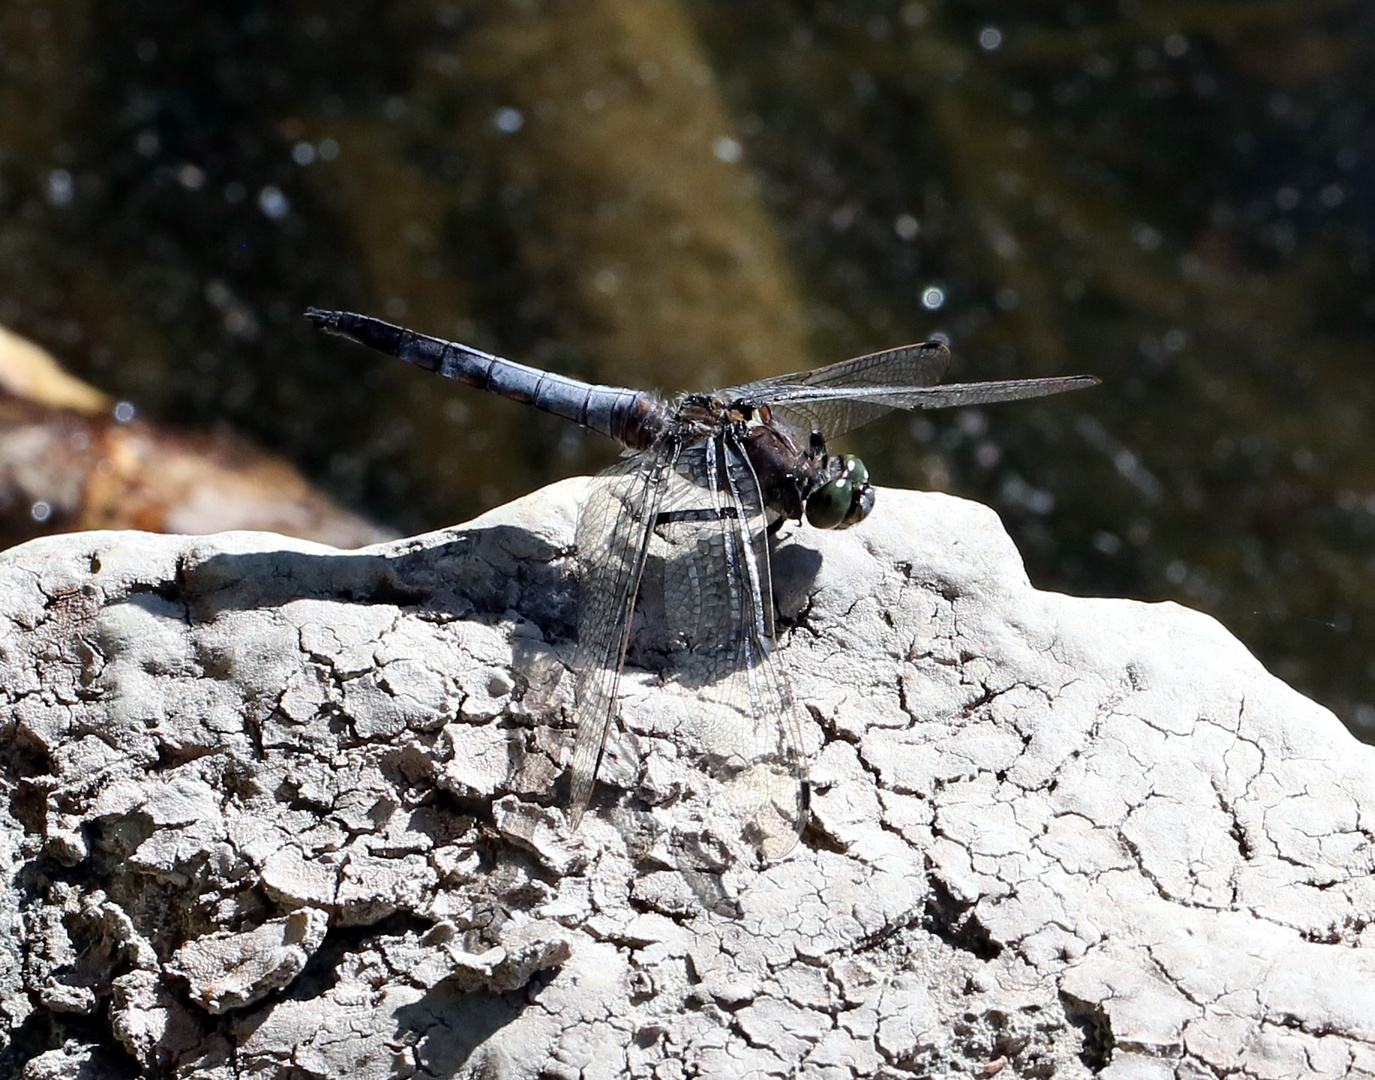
[804,453,874,530]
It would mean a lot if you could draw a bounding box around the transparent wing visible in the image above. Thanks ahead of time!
[729,341,953,396]
[567,442,679,826]
[761,374,1099,407]
[654,432,808,860]
[723,341,951,439]
[722,341,1097,440]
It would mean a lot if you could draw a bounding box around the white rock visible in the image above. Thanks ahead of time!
[168,908,330,1014]
[1,479,1372,1079]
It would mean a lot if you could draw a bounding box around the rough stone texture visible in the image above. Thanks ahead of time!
[1,478,1373,1079]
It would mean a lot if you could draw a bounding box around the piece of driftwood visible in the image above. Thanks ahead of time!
[2,479,1372,1079]
[0,323,393,550]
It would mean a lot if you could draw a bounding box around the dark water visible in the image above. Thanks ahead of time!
[2,1,1372,735]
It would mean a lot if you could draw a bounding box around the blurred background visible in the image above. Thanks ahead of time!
[0,0,1372,737]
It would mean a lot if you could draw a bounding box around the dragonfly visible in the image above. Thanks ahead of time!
[307,308,1098,858]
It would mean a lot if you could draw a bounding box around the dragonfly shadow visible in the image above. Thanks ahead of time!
[180,525,576,637]
[770,537,825,624]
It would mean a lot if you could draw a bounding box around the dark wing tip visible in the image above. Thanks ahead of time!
[304,307,340,331]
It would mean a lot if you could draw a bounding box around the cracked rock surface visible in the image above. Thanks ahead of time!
[2,478,1373,1079]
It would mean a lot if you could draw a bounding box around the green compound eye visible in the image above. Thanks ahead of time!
[839,482,875,528]
[805,477,853,529]
[840,454,869,488]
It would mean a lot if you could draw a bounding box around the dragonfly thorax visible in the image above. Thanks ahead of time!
[723,403,875,530]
